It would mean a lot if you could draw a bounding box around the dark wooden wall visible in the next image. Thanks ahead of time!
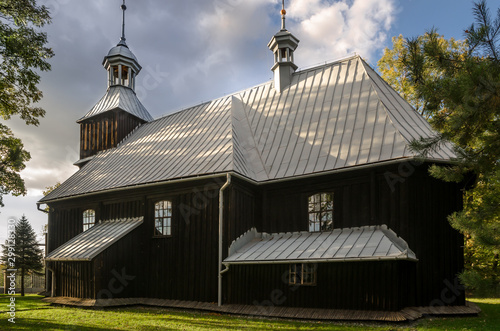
[46,162,464,309]
[47,177,227,303]
[79,110,144,160]
[248,162,464,307]
[226,261,415,311]
[51,261,94,299]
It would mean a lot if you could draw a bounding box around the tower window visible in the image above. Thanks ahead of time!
[280,48,287,61]
[83,209,95,231]
[121,65,129,86]
[154,200,172,237]
[308,193,334,232]
[112,66,120,85]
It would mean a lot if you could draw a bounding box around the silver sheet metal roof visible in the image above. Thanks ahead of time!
[42,56,454,202]
[78,85,153,122]
[45,218,143,261]
[224,225,417,264]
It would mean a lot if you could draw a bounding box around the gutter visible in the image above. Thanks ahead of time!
[40,157,453,204]
[37,203,49,214]
[218,173,231,307]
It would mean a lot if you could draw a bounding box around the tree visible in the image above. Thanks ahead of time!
[378,0,500,293]
[0,0,53,206]
[1,215,44,296]
[378,34,465,118]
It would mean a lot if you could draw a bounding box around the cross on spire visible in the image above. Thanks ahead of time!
[119,0,127,45]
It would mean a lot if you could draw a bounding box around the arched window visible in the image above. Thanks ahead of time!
[83,209,95,231]
[154,200,172,236]
[308,193,334,232]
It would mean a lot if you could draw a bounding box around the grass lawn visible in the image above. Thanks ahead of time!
[0,295,498,330]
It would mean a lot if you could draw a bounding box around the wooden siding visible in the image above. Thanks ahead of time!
[46,177,226,303]
[256,162,464,307]
[46,162,464,309]
[225,261,415,311]
[79,110,144,159]
[51,261,94,298]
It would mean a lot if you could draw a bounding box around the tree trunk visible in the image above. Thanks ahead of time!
[20,268,24,296]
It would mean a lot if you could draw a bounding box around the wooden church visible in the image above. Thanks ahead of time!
[40,3,468,318]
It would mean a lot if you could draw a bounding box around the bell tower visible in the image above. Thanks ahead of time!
[267,0,300,92]
[76,1,153,168]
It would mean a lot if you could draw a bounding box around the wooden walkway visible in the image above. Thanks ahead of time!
[41,297,480,322]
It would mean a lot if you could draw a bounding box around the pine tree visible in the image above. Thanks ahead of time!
[1,215,44,296]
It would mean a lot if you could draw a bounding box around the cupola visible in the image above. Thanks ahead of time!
[75,1,153,168]
[267,1,300,92]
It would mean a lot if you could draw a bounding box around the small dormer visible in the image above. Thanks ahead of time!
[268,2,300,92]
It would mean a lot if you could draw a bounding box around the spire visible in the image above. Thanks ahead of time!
[268,1,299,92]
[281,0,286,30]
[102,0,142,89]
[118,0,127,46]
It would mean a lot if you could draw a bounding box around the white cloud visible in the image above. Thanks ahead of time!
[288,0,397,66]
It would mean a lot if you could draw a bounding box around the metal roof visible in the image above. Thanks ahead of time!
[45,218,143,261]
[224,225,417,264]
[78,85,153,122]
[42,56,455,202]
[106,44,138,63]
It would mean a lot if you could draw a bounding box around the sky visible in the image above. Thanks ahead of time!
[0,0,478,245]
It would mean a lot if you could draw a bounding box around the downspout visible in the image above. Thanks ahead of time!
[45,262,55,297]
[218,173,231,307]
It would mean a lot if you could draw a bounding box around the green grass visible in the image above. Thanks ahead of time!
[0,295,498,330]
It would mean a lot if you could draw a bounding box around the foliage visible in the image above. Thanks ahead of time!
[378,34,465,118]
[0,0,53,205]
[378,0,500,295]
[1,215,44,296]
[0,124,30,206]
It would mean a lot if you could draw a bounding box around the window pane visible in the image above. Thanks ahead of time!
[154,201,172,236]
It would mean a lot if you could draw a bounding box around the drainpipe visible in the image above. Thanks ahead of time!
[45,262,55,297]
[218,173,231,307]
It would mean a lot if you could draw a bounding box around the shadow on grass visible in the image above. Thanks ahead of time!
[0,318,115,331]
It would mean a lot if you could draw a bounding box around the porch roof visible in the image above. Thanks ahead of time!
[224,225,417,265]
[45,217,143,262]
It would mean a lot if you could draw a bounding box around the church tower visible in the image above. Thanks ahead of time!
[76,1,153,167]
[267,1,299,92]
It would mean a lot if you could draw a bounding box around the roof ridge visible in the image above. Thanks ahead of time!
[357,57,417,157]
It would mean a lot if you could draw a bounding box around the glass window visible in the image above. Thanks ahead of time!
[308,193,334,232]
[83,209,95,231]
[289,263,317,286]
[154,200,172,237]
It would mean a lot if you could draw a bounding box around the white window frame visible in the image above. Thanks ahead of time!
[83,209,95,231]
[308,192,334,232]
[154,200,172,237]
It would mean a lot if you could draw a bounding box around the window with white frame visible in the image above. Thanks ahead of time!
[83,209,95,231]
[308,193,334,232]
[289,263,317,286]
[154,200,172,237]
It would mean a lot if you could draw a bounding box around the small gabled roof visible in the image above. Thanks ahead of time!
[42,56,455,202]
[45,218,143,261]
[224,225,417,265]
[78,85,153,123]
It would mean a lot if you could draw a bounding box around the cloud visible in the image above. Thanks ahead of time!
[1,1,398,228]
[288,0,397,66]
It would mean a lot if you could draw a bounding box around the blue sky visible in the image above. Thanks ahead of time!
[0,0,481,244]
